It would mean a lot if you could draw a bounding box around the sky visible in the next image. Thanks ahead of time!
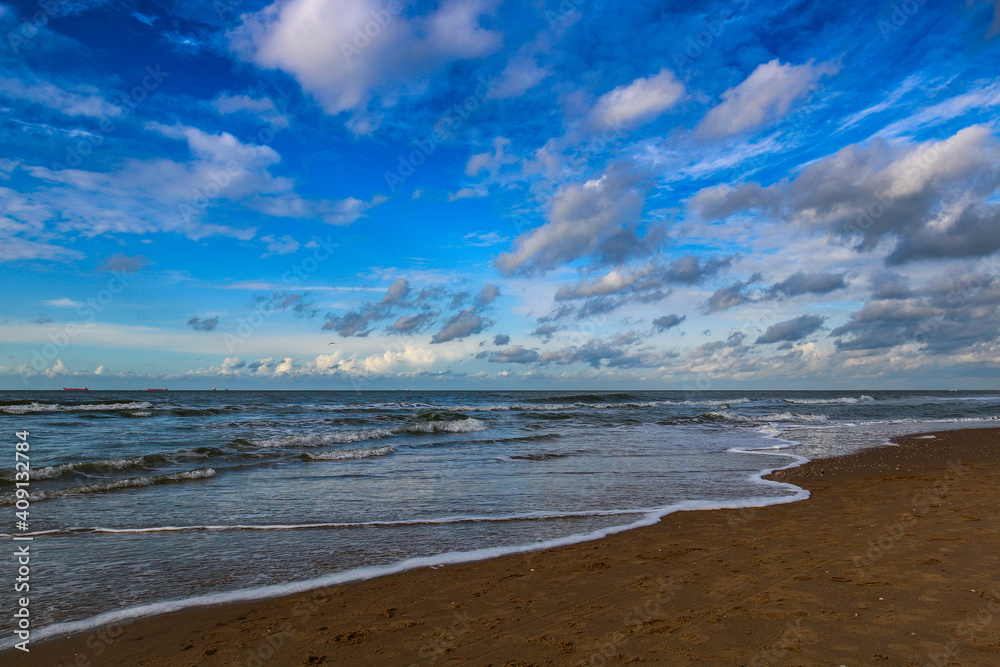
[1,0,999,390]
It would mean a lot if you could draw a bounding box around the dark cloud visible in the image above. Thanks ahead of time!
[871,273,911,300]
[496,165,658,275]
[663,255,734,284]
[486,346,540,364]
[475,284,500,307]
[250,292,318,318]
[755,315,825,344]
[768,271,845,297]
[555,255,733,302]
[381,278,411,306]
[531,324,559,340]
[322,307,380,337]
[96,253,149,273]
[431,308,491,343]
[831,267,1000,353]
[322,280,495,337]
[691,126,1000,266]
[886,204,1000,265]
[704,274,762,313]
[652,314,686,331]
[537,331,652,369]
[322,279,445,337]
[493,334,511,346]
[545,255,733,322]
[386,312,437,334]
[187,316,219,332]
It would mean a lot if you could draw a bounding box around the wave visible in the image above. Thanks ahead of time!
[253,416,484,448]
[12,453,171,481]
[403,417,486,434]
[782,395,875,405]
[301,445,394,461]
[3,416,479,486]
[0,401,154,415]
[0,469,216,505]
[253,427,398,448]
[700,410,829,424]
[169,406,243,416]
[507,452,570,461]
[9,507,660,537]
[523,392,636,404]
[8,443,812,651]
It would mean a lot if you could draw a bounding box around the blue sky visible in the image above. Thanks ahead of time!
[1,0,999,389]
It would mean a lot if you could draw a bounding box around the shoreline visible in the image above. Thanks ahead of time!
[11,426,1000,665]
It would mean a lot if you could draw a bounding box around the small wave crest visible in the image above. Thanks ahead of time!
[301,445,394,461]
[0,468,216,505]
[0,401,154,415]
[782,395,875,405]
[701,410,829,424]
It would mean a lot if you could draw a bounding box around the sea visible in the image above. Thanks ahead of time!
[0,389,997,646]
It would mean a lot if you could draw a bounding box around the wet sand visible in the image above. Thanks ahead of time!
[14,427,1000,666]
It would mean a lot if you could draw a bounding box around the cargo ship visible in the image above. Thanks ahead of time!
[146,388,168,391]
[62,387,89,391]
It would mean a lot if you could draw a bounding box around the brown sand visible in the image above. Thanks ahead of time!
[12,427,1000,666]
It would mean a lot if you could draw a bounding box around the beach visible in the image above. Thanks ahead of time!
[14,426,999,666]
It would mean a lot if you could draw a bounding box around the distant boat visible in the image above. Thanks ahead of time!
[63,387,88,391]
[146,388,168,391]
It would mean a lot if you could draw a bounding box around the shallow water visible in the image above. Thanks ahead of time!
[0,389,995,643]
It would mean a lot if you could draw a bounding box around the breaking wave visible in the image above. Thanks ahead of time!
[0,401,154,415]
[0,469,216,505]
[301,445,394,461]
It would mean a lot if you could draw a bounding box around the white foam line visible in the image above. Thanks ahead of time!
[1,438,814,650]
[1,509,664,538]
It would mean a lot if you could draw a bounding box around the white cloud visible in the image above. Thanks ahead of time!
[462,231,507,247]
[589,68,684,129]
[466,137,511,176]
[230,0,502,114]
[260,234,300,256]
[211,92,290,127]
[492,53,549,99]
[697,59,838,138]
[690,124,1000,265]
[448,186,488,201]
[42,297,83,307]
[9,123,384,242]
[0,76,119,119]
[495,166,651,275]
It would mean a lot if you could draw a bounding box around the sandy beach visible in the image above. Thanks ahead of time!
[14,426,1000,666]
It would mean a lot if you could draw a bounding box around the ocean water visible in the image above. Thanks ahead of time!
[0,389,997,644]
